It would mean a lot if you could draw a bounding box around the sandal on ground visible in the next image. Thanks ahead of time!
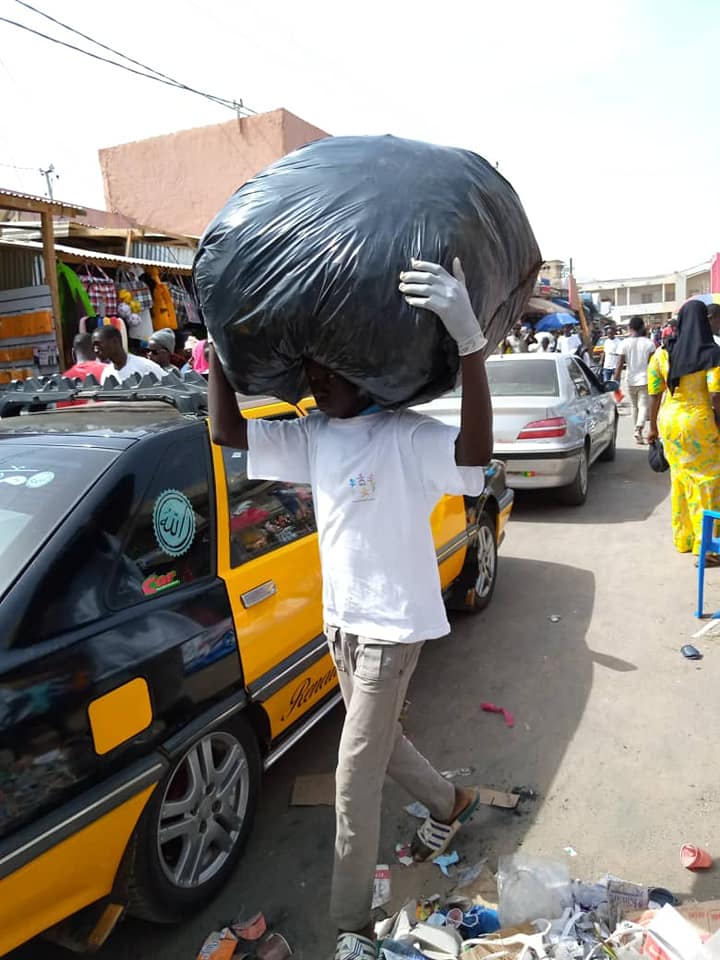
[696,555,720,567]
[410,788,480,862]
[334,933,377,960]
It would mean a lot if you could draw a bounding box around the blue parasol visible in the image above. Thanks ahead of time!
[536,312,573,332]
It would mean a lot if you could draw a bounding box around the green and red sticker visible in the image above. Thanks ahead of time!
[142,570,180,596]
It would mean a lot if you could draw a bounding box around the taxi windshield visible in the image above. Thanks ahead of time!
[0,443,117,599]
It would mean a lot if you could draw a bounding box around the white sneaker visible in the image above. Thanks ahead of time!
[335,932,377,959]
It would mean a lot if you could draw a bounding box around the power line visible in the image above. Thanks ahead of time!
[14,0,191,86]
[0,12,254,116]
[0,161,38,172]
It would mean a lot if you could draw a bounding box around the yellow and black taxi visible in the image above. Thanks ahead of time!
[0,373,513,954]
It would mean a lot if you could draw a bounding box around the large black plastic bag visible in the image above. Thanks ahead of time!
[194,135,541,406]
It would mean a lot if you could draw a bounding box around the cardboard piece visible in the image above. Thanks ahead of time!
[453,863,499,908]
[290,773,335,806]
[477,787,520,810]
[290,776,519,809]
[373,865,392,910]
[643,904,704,960]
[384,863,457,915]
[630,900,720,938]
[608,877,648,928]
[196,929,238,960]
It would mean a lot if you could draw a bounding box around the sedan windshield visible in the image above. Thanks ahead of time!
[486,359,559,397]
[0,443,117,599]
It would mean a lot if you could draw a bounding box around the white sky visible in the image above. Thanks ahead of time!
[1,0,718,280]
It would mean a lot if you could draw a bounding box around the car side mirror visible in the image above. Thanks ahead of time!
[604,380,620,392]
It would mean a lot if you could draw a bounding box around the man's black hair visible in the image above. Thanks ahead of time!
[72,332,94,360]
[629,316,645,334]
[95,324,122,342]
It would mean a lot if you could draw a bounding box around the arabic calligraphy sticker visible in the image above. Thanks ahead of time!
[152,489,196,557]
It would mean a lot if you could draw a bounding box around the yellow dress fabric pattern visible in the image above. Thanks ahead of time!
[648,348,720,554]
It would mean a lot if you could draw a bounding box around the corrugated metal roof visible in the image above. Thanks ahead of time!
[0,188,85,218]
[0,238,192,274]
[0,244,44,292]
[131,240,194,267]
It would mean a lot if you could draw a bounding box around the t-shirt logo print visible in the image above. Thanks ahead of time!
[348,471,376,502]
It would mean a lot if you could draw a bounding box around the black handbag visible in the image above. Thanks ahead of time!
[648,439,670,473]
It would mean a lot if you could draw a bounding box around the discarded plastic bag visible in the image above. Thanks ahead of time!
[497,854,572,927]
[405,921,462,958]
[462,921,550,960]
[379,943,429,960]
[194,134,541,406]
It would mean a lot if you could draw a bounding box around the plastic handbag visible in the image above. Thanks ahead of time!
[117,269,153,311]
[648,439,669,473]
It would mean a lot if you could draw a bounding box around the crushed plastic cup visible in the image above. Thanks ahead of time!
[680,843,713,869]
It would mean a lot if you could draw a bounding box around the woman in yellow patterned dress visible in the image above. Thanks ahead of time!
[647,300,720,558]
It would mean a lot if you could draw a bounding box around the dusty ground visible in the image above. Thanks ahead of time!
[13,413,720,959]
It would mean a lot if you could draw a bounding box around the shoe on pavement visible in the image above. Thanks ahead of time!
[334,932,377,959]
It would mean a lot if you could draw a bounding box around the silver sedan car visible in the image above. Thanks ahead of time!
[414,353,619,506]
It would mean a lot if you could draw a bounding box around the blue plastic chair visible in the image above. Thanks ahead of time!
[696,509,720,617]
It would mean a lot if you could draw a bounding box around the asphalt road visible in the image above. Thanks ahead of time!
[13,410,720,959]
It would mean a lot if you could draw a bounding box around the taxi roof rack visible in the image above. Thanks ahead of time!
[0,370,210,418]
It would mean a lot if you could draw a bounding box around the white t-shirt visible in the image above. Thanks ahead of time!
[602,338,620,369]
[506,334,528,353]
[100,353,165,384]
[247,410,485,644]
[558,333,581,354]
[618,336,655,386]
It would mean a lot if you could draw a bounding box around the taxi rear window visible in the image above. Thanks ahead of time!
[0,443,117,598]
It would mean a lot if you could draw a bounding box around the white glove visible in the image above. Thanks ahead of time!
[399,257,487,356]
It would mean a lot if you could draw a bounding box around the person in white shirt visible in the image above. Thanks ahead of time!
[614,316,656,443]
[93,325,165,384]
[601,327,621,382]
[557,323,582,354]
[528,332,553,353]
[209,258,492,960]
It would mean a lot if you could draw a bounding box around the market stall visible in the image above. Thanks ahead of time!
[0,189,85,377]
[0,189,198,379]
[0,234,196,379]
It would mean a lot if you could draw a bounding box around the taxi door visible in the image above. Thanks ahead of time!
[210,433,336,740]
[431,494,470,588]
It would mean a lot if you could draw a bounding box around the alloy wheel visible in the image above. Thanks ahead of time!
[157,731,250,888]
[475,523,496,599]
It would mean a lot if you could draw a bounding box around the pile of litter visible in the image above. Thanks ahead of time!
[372,852,720,960]
[196,912,291,959]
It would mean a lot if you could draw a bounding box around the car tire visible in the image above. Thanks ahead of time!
[471,511,498,612]
[126,714,261,923]
[598,417,618,462]
[558,447,589,506]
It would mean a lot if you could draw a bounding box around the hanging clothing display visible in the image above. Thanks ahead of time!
[146,266,177,331]
[77,264,118,317]
[56,262,95,364]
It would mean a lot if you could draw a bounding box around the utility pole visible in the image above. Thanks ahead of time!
[39,164,57,200]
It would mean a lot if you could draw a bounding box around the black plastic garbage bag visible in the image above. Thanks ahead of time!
[194,135,542,406]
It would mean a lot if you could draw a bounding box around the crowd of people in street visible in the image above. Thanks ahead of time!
[62,327,210,385]
[500,302,720,568]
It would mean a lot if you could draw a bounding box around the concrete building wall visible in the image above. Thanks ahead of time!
[99,108,330,238]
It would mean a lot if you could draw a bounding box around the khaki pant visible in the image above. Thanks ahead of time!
[628,384,649,430]
[326,626,455,932]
